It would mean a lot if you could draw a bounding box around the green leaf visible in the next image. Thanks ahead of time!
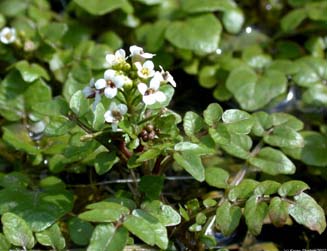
[174,142,213,155]
[0,0,28,16]
[69,90,89,116]
[254,181,281,196]
[199,65,219,88]
[209,124,230,145]
[270,113,304,131]
[300,131,327,167]
[15,61,49,82]
[242,45,272,69]
[228,179,259,202]
[79,202,130,223]
[139,176,164,200]
[278,180,310,197]
[165,14,222,53]
[205,167,229,189]
[264,126,304,148]
[68,217,94,246]
[226,67,287,111]
[249,147,296,175]
[94,152,119,175]
[1,212,35,249]
[32,97,69,117]
[220,134,252,159]
[173,152,205,181]
[216,201,242,236]
[181,0,235,13]
[24,79,52,110]
[137,148,162,162]
[39,22,68,44]
[222,109,254,134]
[74,0,132,15]
[222,8,244,34]
[289,193,326,234]
[183,111,205,139]
[306,2,327,21]
[35,223,65,250]
[203,103,223,127]
[92,103,105,130]
[87,224,128,251]
[142,200,181,227]
[251,111,273,137]
[244,196,269,235]
[0,233,11,251]
[281,8,307,32]
[303,84,327,106]
[123,209,168,250]
[269,197,290,227]
[268,59,299,75]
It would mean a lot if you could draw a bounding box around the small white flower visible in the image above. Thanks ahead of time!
[104,102,128,131]
[129,45,155,60]
[106,49,126,68]
[0,27,17,44]
[95,69,128,99]
[135,60,155,79]
[159,66,176,87]
[83,78,101,110]
[137,75,166,105]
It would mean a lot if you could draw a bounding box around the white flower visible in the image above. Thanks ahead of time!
[159,65,176,87]
[135,60,155,79]
[129,45,155,60]
[106,49,126,68]
[104,102,128,131]
[0,27,17,44]
[137,75,166,105]
[95,69,128,99]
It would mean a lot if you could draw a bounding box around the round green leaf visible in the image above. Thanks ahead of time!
[216,201,242,236]
[270,113,304,131]
[94,152,119,175]
[278,180,310,197]
[1,212,35,249]
[254,181,281,196]
[269,197,290,227]
[15,61,49,82]
[222,8,244,34]
[87,224,128,251]
[181,0,235,13]
[300,131,327,167]
[264,126,304,148]
[205,167,229,189]
[226,67,287,111]
[302,84,327,106]
[69,90,89,116]
[68,217,94,246]
[222,109,254,134]
[289,193,326,234]
[35,223,65,250]
[165,14,222,53]
[251,111,273,137]
[220,134,252,160]
[199,65,219,88]
[0,233,11,251]
[183,111,205,139]
[73,0,131,15]
[281,8,307,32]
[203,103,223,127]
[249,147,296,175]
[244,196,269,236]
[228,179,259,202]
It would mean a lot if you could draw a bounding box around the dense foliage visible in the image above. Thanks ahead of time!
[0,0,326,250]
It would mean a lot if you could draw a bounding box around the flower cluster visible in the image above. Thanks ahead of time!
[0,27,17,44]
[83,45,176,131]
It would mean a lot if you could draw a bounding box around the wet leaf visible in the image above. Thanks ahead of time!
[181,0,235,13]
[270,113,304,131]
[173,151,205,181]
[15,61,49,82]
[264,126,304,148]
[87,224,128,251]
[222,109,254,134]
[302,84,327,106]
[228,179,259,202]
[183,111,205,139]
[216,201,242,236]
[94,152,119,175]
[244,196,269,235]
[92,103,105,130]
[289,193,326,234]
[269,197,290,227]
[165,14,222,53]
[300,131,327,167]
[73,0,131,15]
[199,65,219,88]
[254,181,281,196]
[220,134,252,159]
[278,180,310,197]
[123,209,168,250]
[222,8,244,34]
[35,223,65,250]
[205,167,229,189]
[1,212,35,249]
[69,90,89,117]
[249,147,296,175]
[251,111,273,137]
[142,200,181,226]
[203,103,223,127]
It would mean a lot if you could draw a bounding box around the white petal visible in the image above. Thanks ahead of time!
[106,54,115,65]
[134,62,142,71]
[95,79,107,90]
[116,49,126,59]
[143,94,156,105]
[143,60,154,70]
[167,74,176,87]
[155,91,166,102]
[104,110,114,123]
[104,69,116,80]
[113,75,125,88]
[104,87,117,98]
[137,83,148,95]
[142,52,155,59]
[129,45,142,56]
[0,27,16,44]
[117,104,128,115]
[149,74,161,90]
